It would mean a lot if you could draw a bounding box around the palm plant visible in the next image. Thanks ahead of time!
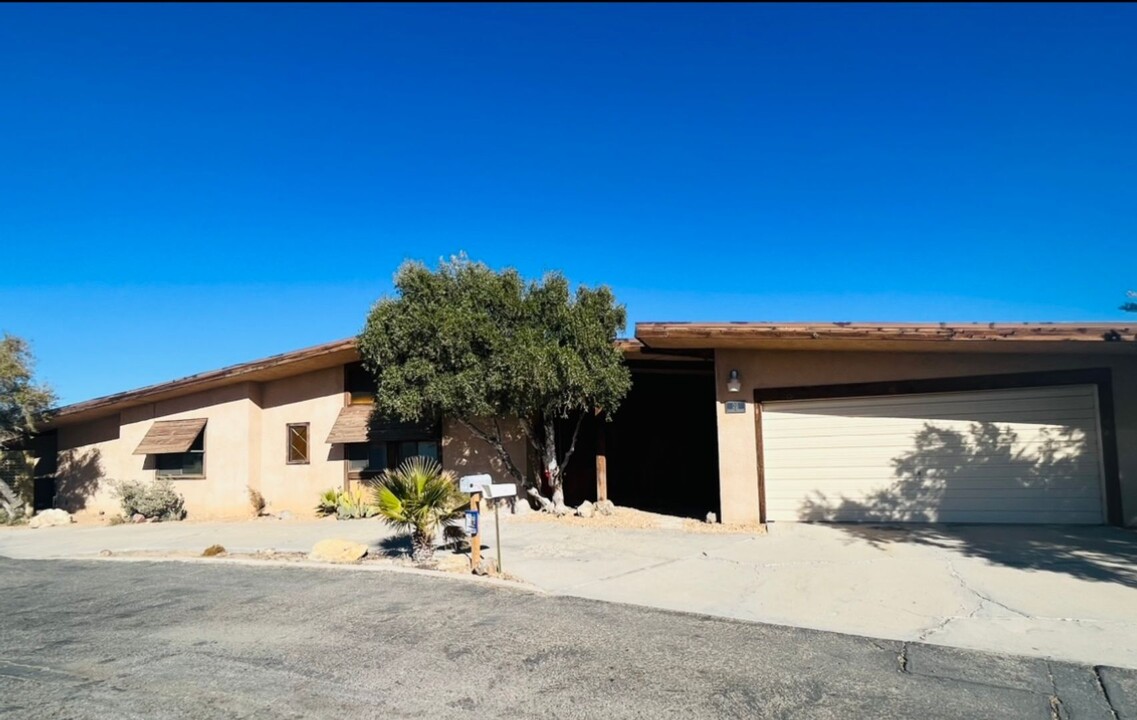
[373,456,465,562]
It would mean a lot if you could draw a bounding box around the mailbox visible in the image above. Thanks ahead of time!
[483,483,517,499]
[459,474,492,494]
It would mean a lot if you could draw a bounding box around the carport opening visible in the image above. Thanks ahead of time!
[560,360,720,519]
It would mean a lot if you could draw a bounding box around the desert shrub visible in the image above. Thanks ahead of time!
[111,478,186,521]
[106,514,126,526]
[316,488,340,516]
[248,486,266,516]
[202,544,226,557]
[336,488,378,520]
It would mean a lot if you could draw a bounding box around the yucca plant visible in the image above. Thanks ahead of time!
[336,488,378,520]
[373,456,465,562]
[316,488,341,516]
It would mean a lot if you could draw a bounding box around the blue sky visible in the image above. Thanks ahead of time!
[1,3,1134,404]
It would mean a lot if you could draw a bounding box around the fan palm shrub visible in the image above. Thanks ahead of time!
[373,456,465,562]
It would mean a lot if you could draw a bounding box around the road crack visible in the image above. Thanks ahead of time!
[1092,666,1120,720]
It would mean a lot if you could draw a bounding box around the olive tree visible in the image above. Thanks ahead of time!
[0,334,55,519]
[357,256,632,514]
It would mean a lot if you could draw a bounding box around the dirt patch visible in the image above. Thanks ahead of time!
[511,506,765,535]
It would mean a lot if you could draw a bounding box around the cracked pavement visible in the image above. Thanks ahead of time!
[3,558,1136,719]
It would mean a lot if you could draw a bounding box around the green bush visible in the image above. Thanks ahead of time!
[110,478,186,521]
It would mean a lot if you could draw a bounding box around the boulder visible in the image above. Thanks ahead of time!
[309,538,369,564]
[28,509,73,529]
[433,553,471,574]
[594,499,615,517]
[132,513,146,524]
[575,500,595,519]
[473,557,499,576]
[705,512,718,524]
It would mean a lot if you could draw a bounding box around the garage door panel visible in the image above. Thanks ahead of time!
[763,433,1094,452]
[761,385,1105,524]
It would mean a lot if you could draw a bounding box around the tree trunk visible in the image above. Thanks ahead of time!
[542,416,568,515]
[411,529,435,563]
[0,478,23,519]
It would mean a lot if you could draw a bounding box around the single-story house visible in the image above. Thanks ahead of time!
[36,322,1137,527]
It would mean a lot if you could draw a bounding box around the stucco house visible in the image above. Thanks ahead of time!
[37,322,1137,527]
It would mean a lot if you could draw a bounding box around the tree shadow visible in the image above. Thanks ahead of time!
[53,448,105,512]
[798,421,1137,587]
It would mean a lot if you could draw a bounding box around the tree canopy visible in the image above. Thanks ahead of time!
[0,333,56,518]
[357,256,632,512]
[1122,291,1136,313]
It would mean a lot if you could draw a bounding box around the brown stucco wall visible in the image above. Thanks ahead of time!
[442,417,529,485]
[712,349,1137,526]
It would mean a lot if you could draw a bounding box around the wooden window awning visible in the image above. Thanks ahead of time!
[326,405,441,444]
[326,405,372,444]
[133,418,207,455]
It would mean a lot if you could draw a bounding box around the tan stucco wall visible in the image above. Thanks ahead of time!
[257,366,346,515]
[713,349,1137,526]
[52,363,527,520]
[442,417,529,485]
[55,372,349,521]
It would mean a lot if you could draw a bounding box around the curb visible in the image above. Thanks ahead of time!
[64,553,547,594]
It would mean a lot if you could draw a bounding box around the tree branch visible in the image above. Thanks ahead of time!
[456,418,525,487]
[554,412,586,485]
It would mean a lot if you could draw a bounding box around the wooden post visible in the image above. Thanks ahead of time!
[470,491,482,568]
[595,409,607,502]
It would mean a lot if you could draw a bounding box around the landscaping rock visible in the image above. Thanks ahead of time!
[473,557,499,576]
[705,512,717,524]
[594,499,615,516]
[132,513,146,524]
[309,539,369,564]
[575,500,595,519]
[28,509,73,529]
[433,553,471,574]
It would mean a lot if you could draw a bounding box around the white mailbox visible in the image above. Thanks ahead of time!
[459,474,493,494]
[484,483,517,499]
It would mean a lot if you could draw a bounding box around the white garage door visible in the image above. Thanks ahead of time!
[761,385,1105,524]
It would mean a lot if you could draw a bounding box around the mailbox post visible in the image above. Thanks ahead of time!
[459,474,491,569]
[459,475,516,573]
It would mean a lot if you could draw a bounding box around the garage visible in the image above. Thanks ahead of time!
[761,384,1107,524]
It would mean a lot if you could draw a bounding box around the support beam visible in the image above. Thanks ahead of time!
[595,410,608,501]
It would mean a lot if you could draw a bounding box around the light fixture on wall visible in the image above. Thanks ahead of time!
[727,369,742,393]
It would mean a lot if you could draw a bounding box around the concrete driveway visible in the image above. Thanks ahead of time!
[2,515,1135,669]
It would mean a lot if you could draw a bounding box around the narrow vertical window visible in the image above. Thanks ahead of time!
[287,423,310,464]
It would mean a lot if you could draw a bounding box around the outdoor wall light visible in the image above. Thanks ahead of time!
[727,369,742,393]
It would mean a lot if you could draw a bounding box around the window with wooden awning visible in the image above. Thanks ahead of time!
[134,418,207,478]
[325,405,441,476]
[134,419,207,455]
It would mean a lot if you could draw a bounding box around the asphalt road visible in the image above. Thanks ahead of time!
[0,559,1133,720]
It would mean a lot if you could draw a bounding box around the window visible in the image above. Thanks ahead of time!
[287,423,310,464]
[346,439,440,474]
[344,362,377,405]
[156,430,205,477]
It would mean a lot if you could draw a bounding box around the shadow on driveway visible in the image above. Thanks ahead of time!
[815,523,1137,587]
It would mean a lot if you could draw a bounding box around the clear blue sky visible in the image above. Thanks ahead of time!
[1,3,1134,404]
